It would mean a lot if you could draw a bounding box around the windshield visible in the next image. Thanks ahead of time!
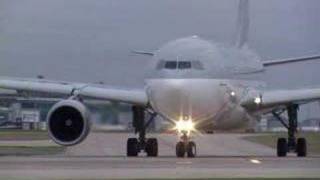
[178,61,191,69]
[158,60,203,70]
[164,61,177,69]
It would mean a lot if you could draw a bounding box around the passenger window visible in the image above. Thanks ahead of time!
[164,61,177,69]
[178,61,191,69]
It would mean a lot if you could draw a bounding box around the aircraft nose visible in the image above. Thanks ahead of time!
[148,80,186,119]
[147,79,225,122]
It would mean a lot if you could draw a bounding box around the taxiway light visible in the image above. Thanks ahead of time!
[250,159,261,164]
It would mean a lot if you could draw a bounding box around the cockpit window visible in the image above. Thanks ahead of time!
[178,61,191,69]
[164,61,177,69]
[157,60,204,70]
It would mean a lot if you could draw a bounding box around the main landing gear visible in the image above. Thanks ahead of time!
[127,106,158,157]
[176,131,197,158]
[273,104,307,157]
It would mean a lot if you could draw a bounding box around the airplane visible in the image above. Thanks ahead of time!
[0,0,319,158]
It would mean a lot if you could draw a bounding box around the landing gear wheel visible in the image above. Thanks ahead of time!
[146,138,158,157]
[277,138,287,157]
[176,141,185,158]
[296,138,307,157]
[127,138,139,157]
[187,141,196,158]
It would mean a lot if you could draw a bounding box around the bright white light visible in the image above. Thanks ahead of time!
[250,159,261,164]
[254,97,262,104]
[230,91,236,97]
[175,118,195,134]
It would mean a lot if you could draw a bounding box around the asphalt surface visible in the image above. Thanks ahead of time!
[0,132,319,179]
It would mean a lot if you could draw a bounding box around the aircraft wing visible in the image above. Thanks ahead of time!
[242,54,320,112]
[263,54,320,67]
[0,77,148,105]
[242,87,320,113]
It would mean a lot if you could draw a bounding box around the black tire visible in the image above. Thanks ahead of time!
[187,141,196,158]
[176,141,185,158]
[296,138,307,157]
[277,138,287,157]
[127,138,139,157]
[146,138,158,157]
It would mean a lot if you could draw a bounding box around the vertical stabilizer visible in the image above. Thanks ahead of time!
[235,0,249,48]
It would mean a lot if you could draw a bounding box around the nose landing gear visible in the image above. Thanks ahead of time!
[176,131,197,158]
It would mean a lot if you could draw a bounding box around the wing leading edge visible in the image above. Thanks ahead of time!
[0,78,148,105]
[263,54,320,67]
[242,87,320,112]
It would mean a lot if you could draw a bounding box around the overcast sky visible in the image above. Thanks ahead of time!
[0,0,320,118]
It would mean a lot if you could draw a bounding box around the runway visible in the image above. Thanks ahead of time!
[0,133,319,179]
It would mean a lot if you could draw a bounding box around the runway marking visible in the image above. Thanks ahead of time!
[176,161,192,165]
[249,159,261,164]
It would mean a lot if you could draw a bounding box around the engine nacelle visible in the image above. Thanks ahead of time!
[47,99,91,146]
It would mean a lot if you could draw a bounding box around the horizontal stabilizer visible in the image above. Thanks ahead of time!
[131,50,154,56]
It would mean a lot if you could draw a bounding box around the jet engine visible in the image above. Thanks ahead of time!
[47,99,91,146]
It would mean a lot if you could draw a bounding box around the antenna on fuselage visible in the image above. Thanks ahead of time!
[235,0,249,48]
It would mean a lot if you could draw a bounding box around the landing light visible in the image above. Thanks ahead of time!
[230,91,236,97]
[254,97,262,104]
[174,117,195,135]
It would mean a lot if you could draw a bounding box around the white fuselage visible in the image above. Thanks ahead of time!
[147,78,261,131]
[144,36,265,131]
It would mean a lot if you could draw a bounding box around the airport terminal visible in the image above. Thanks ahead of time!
[0,0,319,179]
